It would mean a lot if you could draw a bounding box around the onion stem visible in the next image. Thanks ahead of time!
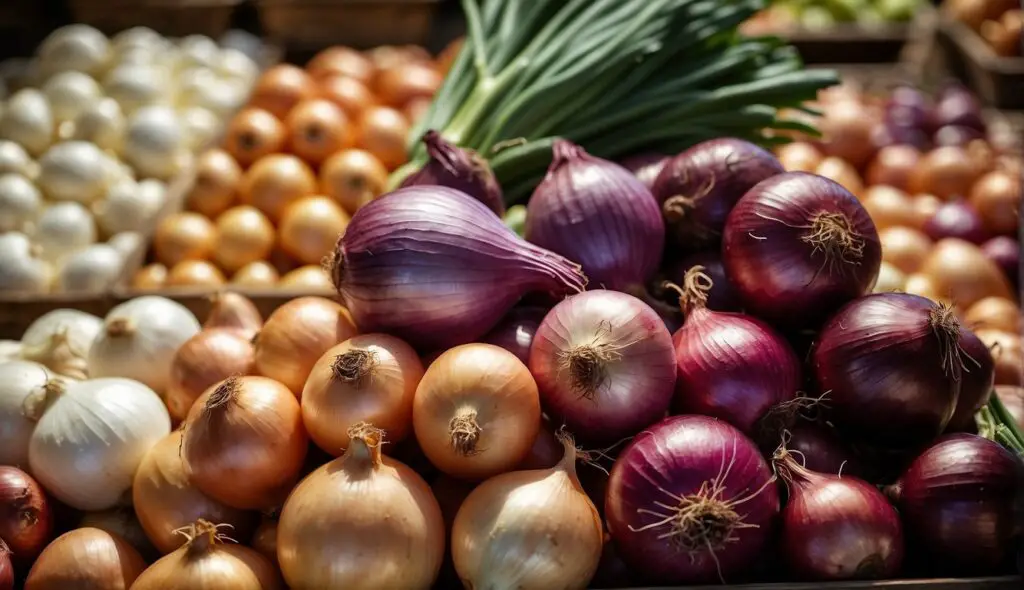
[980,396,1024,455]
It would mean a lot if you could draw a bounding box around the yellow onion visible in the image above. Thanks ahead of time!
[188,149,242,219]
[279,265,333,291]
[278,196,350,265]
[452,432,604,590]
[965,297,1020,333]
[250,517,278,567]
[231,261,279,287]
[166,329,255,422]
[166,260,226,288]
[204,291,263,338]
[277,423,445,589]
[975,329,1024,386]
[213,205,275,274]
[79,507,156,560]
[919,238,1013,309]
[131,519,281,590]
[132,263,167,290]
[24,528,146,590]
[153,212,216,267]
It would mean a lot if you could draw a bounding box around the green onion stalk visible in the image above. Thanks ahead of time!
[977,394,1024,456]
[391,0,840,205]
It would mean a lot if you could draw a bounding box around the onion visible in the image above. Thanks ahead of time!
[0,466,53,563]
[413,343,541,480]
[131,519,281,589]
[376,61,440,109]
[134,431,256,555]
[284,99,351,166]
[0,141,34,178]
[401,130,504,217]
[879,226,931,274]
[453,433,603,589]
[0,172,41,232]
[37,24,110,77]
[249,64,317,121]
[966,296,1020,333]
[187,149,241,219]
[605,415,779,584]
[79,507,155,560]
[969,170,1020,236]
[55,244,123,293]
[177,105,222,153]
[88,296,201,394]
[934,125,984,147]
[95,179,165,237]
[103,63,170,115]
[124,106,186,180]
[213,205,275,274]
[908,146,980,200]
[231,261,278,287]
[277,423,444,589]
[0,243,52,294]
[786,421,862,476]
[319,75,375,118]
[0,89,54,156]
[356,105,409,170]
[253,297,358,395]
[106,230,143,259]
[224,108,285,168]
[24,528,144,590]
[873,261,907,293]
[38,141,112,205]
[815,156,864,198]
[33,201,96,263]
[618,152,667,191]
[722,172,881,327]
[981,236,1020,285]
[319,148,388,215]
[132,263,166,289]
[813,293,963,447]
[0,542,9,590]
[250,517,277,566]
[924,200,988,244]
[166,329,255,422]
[279,196,350,265]
[860,186,915,232]
[279,265,333,290]
[20,309,101,379]
[307,46,374,83]
[42,72,101,123]
[776,141,824,173]
[662,251,740,312]
[153,212,215,266]
[481,306,547,364]
[529,290,675,444]
[68,98,125,152]
[889,434,1022,573]
[934,84,986,131]
[240,154,316,223]
[204,291,262,337]
[773,449,903,580]
[667,269,801,444]
[0,361,53,466]
[302,333,422,454]
[947,327,995,431]
[919,238,1013,309]
[28,377,170,510]
[820,100,878,169]
[331,186,586,349]
[865,144,920,191]
[166,260,226,288]
[526,140,663,290]
[975,329,1023,386]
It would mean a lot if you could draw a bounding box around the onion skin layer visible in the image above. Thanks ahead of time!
[24,528,146,590]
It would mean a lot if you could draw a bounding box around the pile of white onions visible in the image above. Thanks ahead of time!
[0,25,263,295]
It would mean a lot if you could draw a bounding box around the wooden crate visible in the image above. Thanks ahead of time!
[68,0,241,38]
[256,0,440,50]
[935,17,1024,108]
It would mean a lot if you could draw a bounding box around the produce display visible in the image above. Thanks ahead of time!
[743,0,924,33]
[0,25,263,296]
[132,45,443,292]
[944,0,1022,57]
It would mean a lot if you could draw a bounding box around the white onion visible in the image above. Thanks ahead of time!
[123,106,186,179]
[175,35,220,70]
[177,69,246,118]
[28,376,170,510]
[0,172,42,232]
[88,296,201,394]
[0,140,37,178]
[106,231,143,259]
[0,88,54,156]
[42,71,102,123]
[95,178,164,236]
[179,106,222,152]
[20,308,103,379]
[0,341,21,362]
[38,140,113,203]
[0,230,31,256]
[37,24,111,78]
[56,244,124,294]
[104,63,171,114]
[112,27,163,53]
[0,360,54,466]
[34,201,97,262]
[0,236,52,294]
[216,47,258,85]
[68,97,125,153]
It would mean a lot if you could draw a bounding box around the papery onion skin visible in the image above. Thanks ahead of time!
[182,376,308,510]
[812,293,962,447]
[526,140,663,292]
[605,415,779,584]
[865,144,920,192]
[167,329,256,422]
[530,290,676,444]
[481,306,548,365]
[332,186,586,350]
[947,328,995,431]
[400,130,504,217]
[277,424,445,590]
[654,138,784,250]
[134,431,256,554]
[204,291,263,338]
[889,434,1023,574]
[0,466,53,564]
[723,172,881,327]
[414,343,541,480]
[24,528,146,590]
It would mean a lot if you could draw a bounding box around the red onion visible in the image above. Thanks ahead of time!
[813,293,962,447]
[618,152,667,192]
[331,185,586,350]
[924,200,988,244]
[722,172,881,327]
[525,140,664,292]
[400,130,504,216]
[605,415,779,584]
[0,542,10,590]
[0,466,53,565]
[667,268,801,444]
[774,449,903,580]
[654,138,784,250]
[529,290,676,444]
[889,433,1022,573]
[934,84,986,133]
[786,421,862,477]
[982,236,1019,285]
[947,327,995,431]
[662,251,740,312]
[480,306,548,364]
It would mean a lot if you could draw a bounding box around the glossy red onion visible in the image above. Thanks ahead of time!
[924,201,988,244]
[331,186,586,349]
[722,172,881,327]
[786,421,862,477]
[662,251,740,312]
[654,138,784,250]
[934,84,986,132]
[0,541,10,590]
[813,293,963,447]
[774,450,903,580]
[529,290,676,444]
[668,268,801,444]
[947,327,995,431]
[605,415,779,584]
[525,140,664,292]
[982,236,1019,285]
[480,306,548,364]
[0,466,53,564]
[618,152,667,192]
[885,86,934,131]
[888,433,1022,573]
[400,130,504,216]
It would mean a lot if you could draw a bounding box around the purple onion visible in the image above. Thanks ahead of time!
[480,306,548,364]
[934,84,986,133]
[871,121,931,152]
[933,125,985,147]
[885,93,934,133]
[618,152,668,192]
[525,140,664,292]
[924,200,988,244]
[331,186,586,350]
[947,327,995,431]
[400,130,505,216]
[664,251,740,312]
[785,421,863,477]
[653,138,784,250]
[982,236,1020,285]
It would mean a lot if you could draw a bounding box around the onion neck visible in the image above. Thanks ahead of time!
[553,430,585,491]
[204,377,240,413]
[551,139,587,168]
[448,407,482,456]
[105,316,135,338]
[331,349,377,386]
[180,519,228,558]
[344,422,384,472]
[423,130,467,177]
[771,447,822,492]
[664,265,714,316]
[23,378,67,422]
[929,304,963,377]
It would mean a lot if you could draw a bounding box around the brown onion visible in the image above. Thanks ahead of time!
[134,431,256,554]
[132,263,167,290]
[166,329,256,422]
[166,260,226,288]
[302,333,423,454]
[79,507,156,560]
[223,108,285,169]
[375,62,441,109]
[413,343,541,480]
[153,212,216,266]
[909,146,981,200]
[911,194,944,230]
[24,528,145,590]
[319,75,375,118]
[861,185,916,230]
[904,273,950,305]
[819,100,878,169]
[966,297,1020,333]
[249,65,317,121]
[182,376,308,510]
[866,144,921,192]
[204,291,263,338]
[969,170,1020,236]
[240,154,317,223]
[815,156,864,197]
[776,141,823,173]
[880,226,932,274]
[278,196,350,265]
[278,265,333,291]
[285,99,352,166]
[0,466,52,564]
[306,46,374,84]
[357,106,410,170]
[319,148,388,214]
[250,517,277,567]
[253,297,358,394]
[188,149,242,218]
[131,519,281,590]
[975,329,1024,386]
[213,205,275,274]
[919,238,1014,309]
[277,423,444,589]
[231,261,279,287]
